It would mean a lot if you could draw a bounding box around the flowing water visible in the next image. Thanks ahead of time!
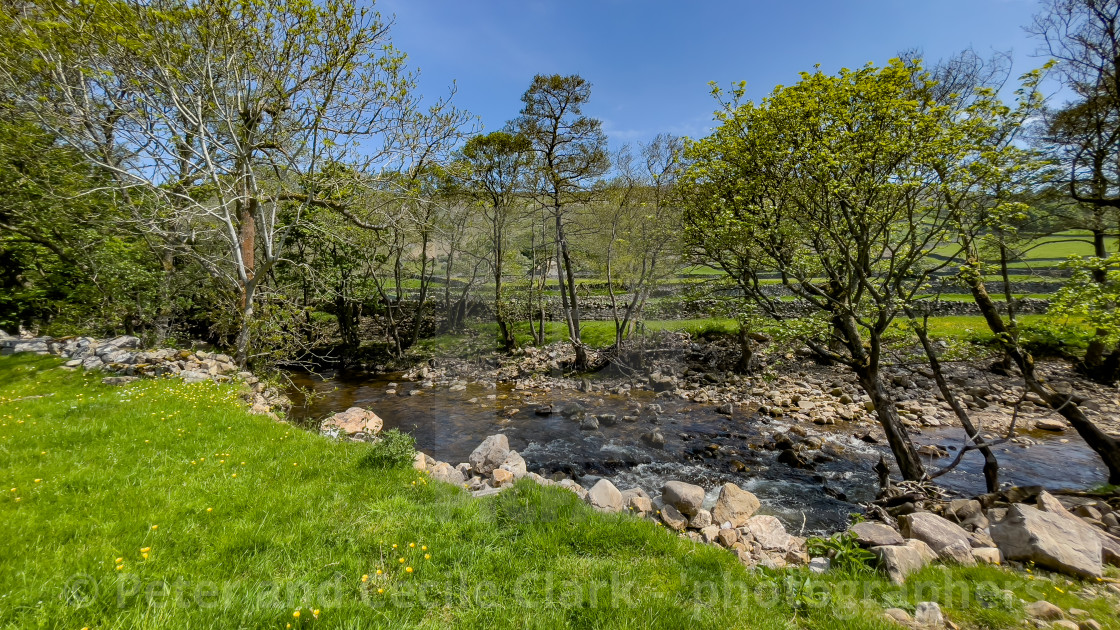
[287,370,1109,534]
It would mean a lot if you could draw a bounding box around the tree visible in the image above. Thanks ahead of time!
[456,130,532,350]
[596,135,683,350]
[2,0,462,365]
[681,60,1010,481]
[516,74,609,370]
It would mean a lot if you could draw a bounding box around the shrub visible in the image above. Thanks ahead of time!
[357,429,416,469]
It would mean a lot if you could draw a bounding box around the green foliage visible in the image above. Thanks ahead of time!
[806,532,877,576]
[357,428,417,470]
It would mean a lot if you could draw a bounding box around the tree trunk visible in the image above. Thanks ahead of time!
[555,213,586,369]
[908,308,999,492]
[969,272,1120,484]
[735,324,754,374]
[854,364,926,481]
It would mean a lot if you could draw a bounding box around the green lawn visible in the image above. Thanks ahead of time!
[3,355,1116,628]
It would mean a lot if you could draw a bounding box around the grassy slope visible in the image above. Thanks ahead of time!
[1,355,1116,629]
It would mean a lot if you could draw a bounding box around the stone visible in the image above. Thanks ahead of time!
[710,482,761,527]
[745,515,790,550]
[1037,491,1120,567]
[627,495,652,515]
[469,434,510,475]
[586,478,624,513]
[428,462,466,486]
[717,528,739,547]
[884,608,912,624]
[689,509,713,529]
[851,521,904,547]
[554,478,585,500]
[971,547,1001,565]
[412,452,428,471]
[491,468,515,487]
[579,416,599,431]
[1024,600,1064,621]
[991,504,1102,578]
[1079,620,1102,630]
[900,512,976,565]
[1052,623,1079,630]
[872,539,937,584]
[808,557,830,574]
[660,504,688,531]
[945,499,989,531]
[1035,419,1066,431]
[914,602,944,627]
[499,451,528,478]
[321,407,383,437]
[641,429,666,449]
[699,525,721,544]
[661,480,705,517]
[101,376,138,386]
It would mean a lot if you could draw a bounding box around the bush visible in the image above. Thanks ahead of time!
[357,428,416,469]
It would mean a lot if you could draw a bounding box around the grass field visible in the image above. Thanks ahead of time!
[2,354,1118,628]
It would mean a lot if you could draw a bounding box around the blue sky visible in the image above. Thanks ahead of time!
[378,0,1056,147]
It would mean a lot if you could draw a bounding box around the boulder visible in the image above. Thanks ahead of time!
[900,512,976,565]
[850,522,904,547]
[884,608,912,624]
[1024,600,1064,621]
[945,498,989,531]
[710,483,760,527]
[990,504,1102,578]
[700,525,721,544]
[1037,491,1120,567]
[689,509,713,529]
[914,602,943,627]
[321,407,383,437]
[491,468,515,487]
[469,434,510,475]
[808,557,830,574]
[745,515,790,550]
[971,547,1002,565]
[428,462,466,486]
[627,495,652,515]
[660,504,688,531]
[499,451,528,478]
[641,429,666,449]
[586,478,624,513]
[661,480,705,517]
[717,528,739,547]
[872,539,937,584]
[557,479,588,500]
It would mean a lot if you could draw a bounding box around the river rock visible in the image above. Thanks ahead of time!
[717,528,739,547]
[579,416,599,431]
[745,515,790,550]
[871,539,937,585]
[660,504,688,531]
[991,504,1103,578]
[900,512,976,565]
[1037,491,1120,566]
[491,468,515,487]
[1035,419,1066,431]
[429,462,465,486]
[558,479,588,501]
[851,522,904,547]
[641,429,666,449]
[469,434,510,475]
[971,547,1002,565]
[914,602,943,627]
[661,481,705,517]
[322,407,383,437]
[499,451,528,478]
[586,478,624,513]
[710,482,760,527]
[1025,600,1064,621]
[689,509,713,529]
[884,608,912,624]
[945,498,989,531]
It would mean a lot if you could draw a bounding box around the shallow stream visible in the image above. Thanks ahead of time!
[287,370,1109,534]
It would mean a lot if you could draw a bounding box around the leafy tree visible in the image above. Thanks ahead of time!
[515,74,609,370]
[681,60,1015,481]
[455,130,532,350]
[2,0,463,365]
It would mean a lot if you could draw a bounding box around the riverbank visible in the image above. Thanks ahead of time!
[3,354,1119,628]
